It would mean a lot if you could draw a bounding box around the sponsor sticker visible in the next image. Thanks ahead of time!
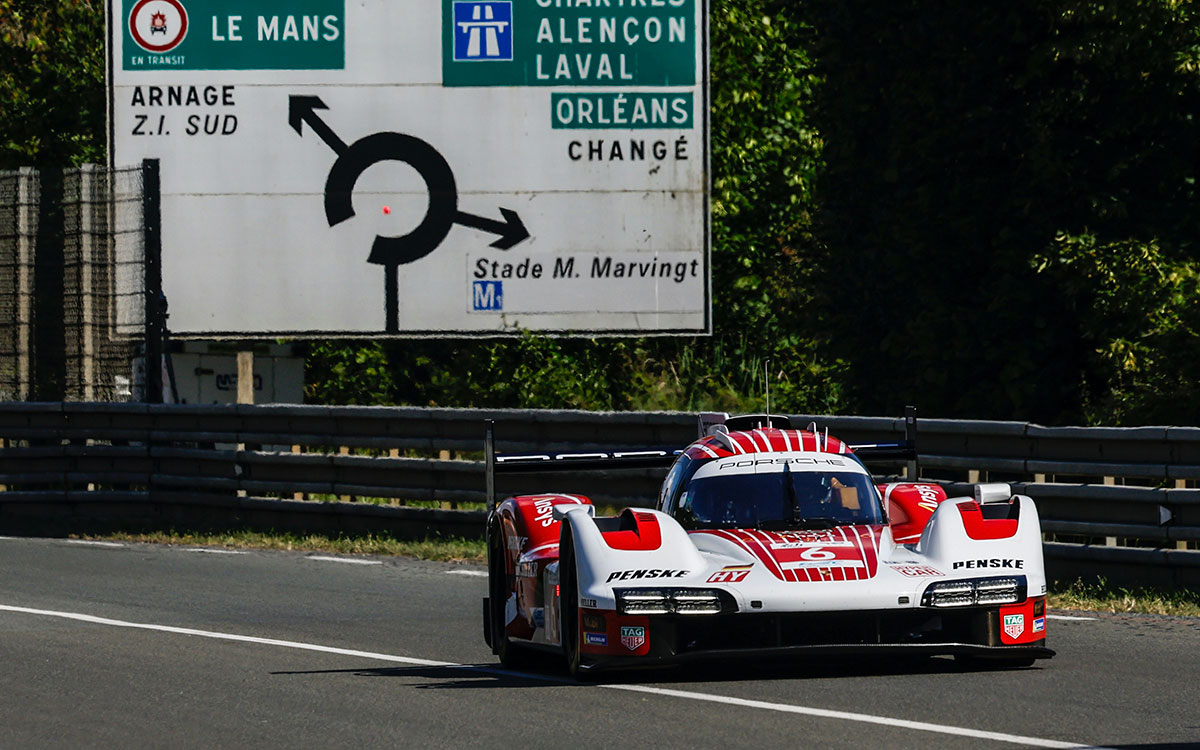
[1033,616,1045,633]
[606,569,689,583]
[1004,613,1024,639]
[620,625,646,651]
[707,564,752,583]
[888,564,944,578]
[584,632,608,646]
[580,598,598,609]
[952,558,1024,570]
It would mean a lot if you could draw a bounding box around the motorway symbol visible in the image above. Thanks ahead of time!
[288,94,529,330]
[453,2,514,61]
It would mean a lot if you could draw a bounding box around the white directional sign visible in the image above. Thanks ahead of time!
[108,0,710,336]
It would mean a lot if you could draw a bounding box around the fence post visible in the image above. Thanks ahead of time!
[237,351,254,404]
[33,167,65,401]
[79,165,97,401]
[142,159,163,404]
[15,168,37,401]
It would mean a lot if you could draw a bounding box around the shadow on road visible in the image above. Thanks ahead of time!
[271,651,1048,689]
[270,662,578,689]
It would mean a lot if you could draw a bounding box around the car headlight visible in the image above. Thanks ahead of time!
[921,576,1027,608]
[615,588,731,615]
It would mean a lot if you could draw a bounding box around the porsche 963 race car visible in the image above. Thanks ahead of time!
[482,411,1054,676]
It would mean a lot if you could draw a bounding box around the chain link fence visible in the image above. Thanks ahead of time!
[0,163,155,402]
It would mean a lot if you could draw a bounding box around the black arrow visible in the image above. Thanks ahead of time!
[289,95,346,155]
[454,208,529,250]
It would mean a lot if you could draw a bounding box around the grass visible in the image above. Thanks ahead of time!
[74,529,487,563]
[68,531,1199,616]
[1048,578,1200,617]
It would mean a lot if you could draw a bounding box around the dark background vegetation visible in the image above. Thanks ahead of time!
[4,0,1199,424]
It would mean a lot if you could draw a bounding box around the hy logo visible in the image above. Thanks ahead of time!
[452,2,513,61]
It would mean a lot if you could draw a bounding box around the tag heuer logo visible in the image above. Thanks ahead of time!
[129,0,189,53]
[1003,613,1024,639]
[620,625,645,651]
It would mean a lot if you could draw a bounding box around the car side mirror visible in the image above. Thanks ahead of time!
[974,483,1012,504]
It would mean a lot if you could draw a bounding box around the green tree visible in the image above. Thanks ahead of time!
[0,0,105,168]
[801,0,1200,423]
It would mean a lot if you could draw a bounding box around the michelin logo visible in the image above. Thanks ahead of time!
[453,2,513,61]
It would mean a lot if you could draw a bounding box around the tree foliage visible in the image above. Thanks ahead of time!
[7,0,1200,424]
[0,0,105,168]
[801,0,1200,423]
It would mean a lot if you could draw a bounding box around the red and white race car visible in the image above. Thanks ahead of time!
[482,412,1053,676]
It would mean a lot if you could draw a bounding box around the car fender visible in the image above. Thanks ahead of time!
[559,507,707,609]
[916,494,1047,593]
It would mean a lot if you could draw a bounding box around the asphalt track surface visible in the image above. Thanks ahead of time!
[1,537,1197,749]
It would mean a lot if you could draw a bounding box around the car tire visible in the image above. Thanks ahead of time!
[489,524,531,670]
[558,521,593,680]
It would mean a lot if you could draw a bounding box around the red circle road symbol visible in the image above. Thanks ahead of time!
[128,0,189,54]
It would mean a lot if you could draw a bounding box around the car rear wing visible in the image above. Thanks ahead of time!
[846,404,919,459]
[484,406,919,512]
[846,406,919,478]
[484,421,679,512]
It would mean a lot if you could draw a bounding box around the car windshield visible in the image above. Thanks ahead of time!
[676,465,883,529]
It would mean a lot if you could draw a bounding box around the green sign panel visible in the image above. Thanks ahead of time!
[122,0,344,70]
[551,92,692,129]
[442,0,695,87]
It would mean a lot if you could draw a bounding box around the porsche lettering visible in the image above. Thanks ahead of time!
[717,456,846,470]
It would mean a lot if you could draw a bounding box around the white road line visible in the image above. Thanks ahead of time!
[183,548,247,555]
[0,603,1108,749]
[306,556,382,566]
[605,684,1107,749]
[62,540,124,548]
[446,570,488,577]
[1047,614,1098,621]
[0,604,450,667]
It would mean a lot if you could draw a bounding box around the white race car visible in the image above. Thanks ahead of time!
[482,412,1053,676]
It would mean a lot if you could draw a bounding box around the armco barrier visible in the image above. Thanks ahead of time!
[1,403,1198,589]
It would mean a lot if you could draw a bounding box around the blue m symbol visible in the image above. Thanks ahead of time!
[473,281,503,310]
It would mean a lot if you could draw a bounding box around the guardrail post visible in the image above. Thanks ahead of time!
[485,419,496,513]
[905,405,918,479]
[339,445,352,502]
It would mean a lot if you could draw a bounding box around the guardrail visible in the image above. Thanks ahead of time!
[1,403,1197,590]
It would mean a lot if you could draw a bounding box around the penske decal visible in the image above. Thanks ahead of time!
[605,568,689,583]
[952,558,1024,570]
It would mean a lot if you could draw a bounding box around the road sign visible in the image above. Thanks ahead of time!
[108,0,710,336]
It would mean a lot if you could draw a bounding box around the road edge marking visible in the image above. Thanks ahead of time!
[306,556,382,566]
